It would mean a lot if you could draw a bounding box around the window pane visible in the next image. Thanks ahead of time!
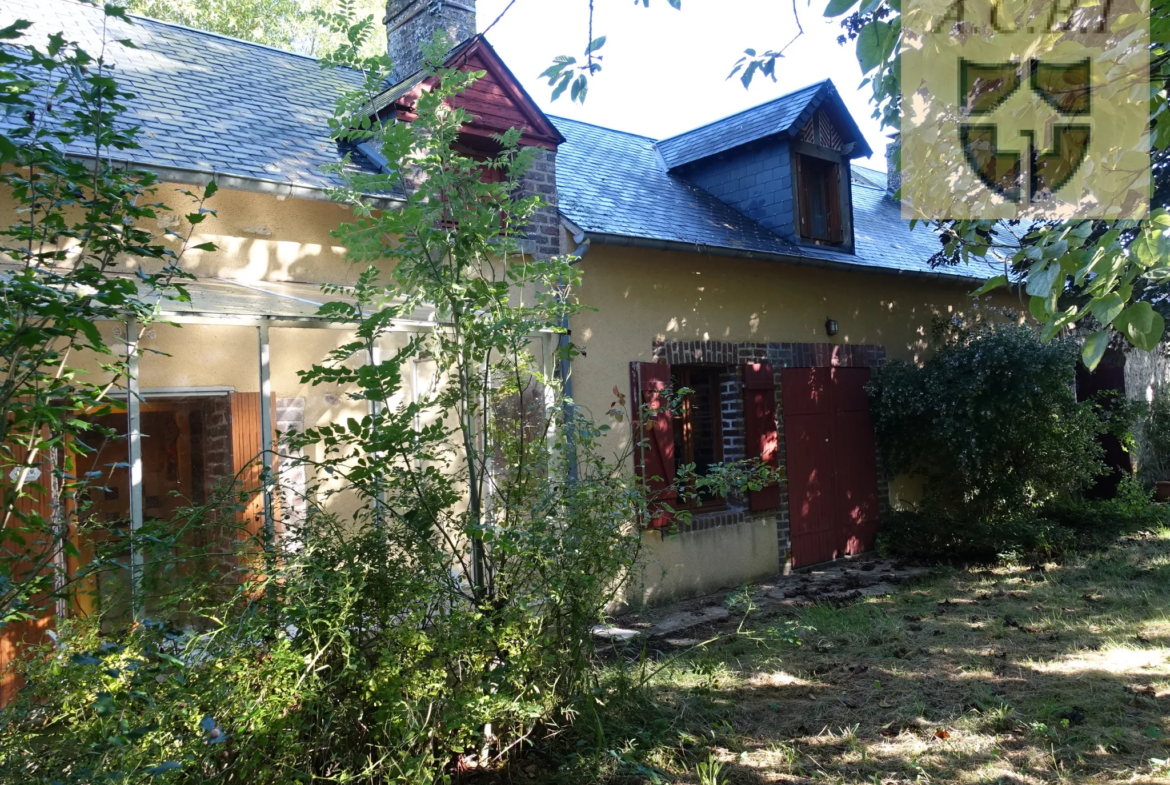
[672,368,724,508]
[74,394,234,623]
[799,155,842,244]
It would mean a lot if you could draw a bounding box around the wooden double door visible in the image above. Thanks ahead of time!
[782,367,880,568]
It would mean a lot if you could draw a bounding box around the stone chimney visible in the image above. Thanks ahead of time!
[384,0,477,84]
[885,136,901,200]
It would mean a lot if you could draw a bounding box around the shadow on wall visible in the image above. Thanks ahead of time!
[590,250,1009,367]
[110,186,369,285]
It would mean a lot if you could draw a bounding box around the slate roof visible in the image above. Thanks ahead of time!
[0,0,376,192]
[1,0,998,282]
[656,80,873,169]
[552,116,1002,281]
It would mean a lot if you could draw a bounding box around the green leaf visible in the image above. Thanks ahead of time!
[1029,295,1049,322]
[1081,330,1110,371]
[0,20,33,40]
[1114,301,1166,352]
[146,761,182,776]
[825,0,859,16]
[856,21,893,73]
[585,36,607,54]
[1025,261,1061,297]
[0,135,18,165]
[1088,292,1124,326]
[970,274,1008,297]
[550,72,571,101]
[203,180,218,199]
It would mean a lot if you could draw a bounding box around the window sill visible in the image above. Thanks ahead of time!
[671,508,746,535]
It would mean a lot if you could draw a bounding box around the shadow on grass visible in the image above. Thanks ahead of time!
[521,532,1170,785]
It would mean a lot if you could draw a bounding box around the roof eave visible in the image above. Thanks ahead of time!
[579,230,992,284]
[79,154,405,209]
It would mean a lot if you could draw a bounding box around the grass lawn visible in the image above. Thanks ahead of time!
[551,529,1170,784]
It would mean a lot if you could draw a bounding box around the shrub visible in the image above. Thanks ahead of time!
[868,321,1162,564]
[868,323,1108,519]
[877,508,1080,563]
[1138,385,1170,487]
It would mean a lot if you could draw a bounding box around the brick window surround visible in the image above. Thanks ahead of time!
[650,340,891,571]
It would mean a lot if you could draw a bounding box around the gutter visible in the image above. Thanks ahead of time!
[83,154,405,210]
[581,231,994,285]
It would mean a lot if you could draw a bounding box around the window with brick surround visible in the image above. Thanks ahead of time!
[672,366,726,511]
[795,153,844,245]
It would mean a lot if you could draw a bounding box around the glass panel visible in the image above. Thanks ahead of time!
[803,156,832,241]
[672,368,724,508]
[74,394,233,624]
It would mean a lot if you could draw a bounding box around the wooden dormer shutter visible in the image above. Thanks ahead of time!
[827,162,843,244]
[795,155,812,238]
[743,363,781,511]
[630,362,677,528]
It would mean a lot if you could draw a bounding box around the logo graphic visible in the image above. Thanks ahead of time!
[960,58,1091,203]
[900,0,1150,220]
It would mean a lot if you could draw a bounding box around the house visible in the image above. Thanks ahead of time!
[0,0,1012,626]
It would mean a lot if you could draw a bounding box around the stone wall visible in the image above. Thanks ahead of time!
[384,0,477,84]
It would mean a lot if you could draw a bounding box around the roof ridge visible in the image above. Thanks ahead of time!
[65,0,328,63]
[547,115,658,142]
[658,79,830,145]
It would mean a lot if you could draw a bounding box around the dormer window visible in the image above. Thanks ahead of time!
[795,152,845,245]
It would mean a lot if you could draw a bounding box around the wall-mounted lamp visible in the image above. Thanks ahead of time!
[825,318,839,337]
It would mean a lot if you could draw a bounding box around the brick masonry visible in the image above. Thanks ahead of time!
[650,339,888,571]
[517,147,562,258]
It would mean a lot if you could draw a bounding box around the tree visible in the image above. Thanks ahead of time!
[0,8,214,632]
[123,0,386,57]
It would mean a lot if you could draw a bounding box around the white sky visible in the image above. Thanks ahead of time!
[476,0,891,171]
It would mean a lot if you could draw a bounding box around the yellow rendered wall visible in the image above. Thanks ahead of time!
[0,184,370,285]
[571,245,1013,605]
[636,517,780,607]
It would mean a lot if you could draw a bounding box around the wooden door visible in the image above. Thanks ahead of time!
[830,368,880,557]
[782,368,839,567]
[782,367,881,568]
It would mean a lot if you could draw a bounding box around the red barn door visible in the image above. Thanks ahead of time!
[831,368,880,557]
[782,367,880,568]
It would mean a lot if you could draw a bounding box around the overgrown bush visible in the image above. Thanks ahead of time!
[1138,385,1170,488]
[869,321,1155,563]
[879,475,1168,563]
[0,13,770,783]
[869,322,1107,517]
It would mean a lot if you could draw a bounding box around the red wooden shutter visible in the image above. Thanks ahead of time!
[630,362,677,528]
[0,429,56,706]
[743,363,781,511]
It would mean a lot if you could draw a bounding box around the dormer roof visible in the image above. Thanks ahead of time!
[366,36,565,149]
[656,80,873,169]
